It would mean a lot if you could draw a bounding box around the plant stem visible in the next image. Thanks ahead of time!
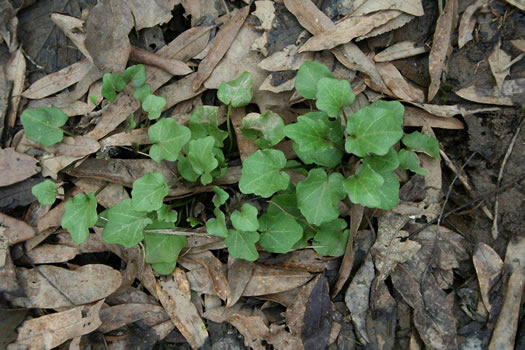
[63,129,74,137]
[226,104,233,152]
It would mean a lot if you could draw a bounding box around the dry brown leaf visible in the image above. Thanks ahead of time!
[512,39,525,52]
[345,253,374,344]
[357,13,414,41]
[130,46,193,76]
[243,264,313,296]
[193,6,250,90]
[0,228,7,267]
[126,0,176,30]
[5,49,25,133]
[85,0,133,73]
[374,41,427,62]
[259,74,295,93]
[259,249,338,273]
[184,251,231,301]
[405,102,499,118]
[488,39,511,91]
[27,98,95,117]
[41,155,84,179]
[0,212,36,245]
[157,73,205,110]
[156,268,209,349]
[9,264,122,308]
[226,258,255,308]
[372,213,421,282]
[367,280,397,349]
[258,44,314,72]
[87,26,212,140]
[24,244,80,264]
[0,0,17,51]
[458,0,488,49]
[99,303,169,333]
[285,274,321,335]
[0,252,20,295]
[0,148,40,186]
[33,136,100,157]
[0,65,9,140]
[350,0,424,16]
[22,60,92,99]
[455,79,525,106]
[299,11,401,53]
[428,0,458,101]
[505,0,525,10]
[472,242,503,313]
[404,106,464,130]
[231,108,258,161]
[376,62,425,102]
[50,13,92,61]
[9,300,104,349]
[99,128,151,148]
[74,178,129,208]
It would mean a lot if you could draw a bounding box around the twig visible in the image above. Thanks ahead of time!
[492,118,523,239]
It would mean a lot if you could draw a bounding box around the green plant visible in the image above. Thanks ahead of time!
[27,61,440,275]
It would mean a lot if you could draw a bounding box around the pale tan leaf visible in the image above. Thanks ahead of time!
[488,39,511,91]
[512,39,525,52]
[184,251,231,301]
[126,0,176,30]
[44,136,100,157]
[458,0,488,48]
[25,244,80,264]
[99,128,151,148]
[350,0,424,16]
[9,300,103,349]
[455,79,525,106]
[22,60,92,99]
[74,178,129,208]
[129,46,193,76]
[41,154,84,179]
[504,0,525,10]
[231,107,258,161]
[404,106,464,130]
[258,45,314,72]
[6,49,26,131]
[377,62,425,102]
[259,74,295,93]
[99,303,169,333]
[226,258,255,308]
[242,264,313,296]
[374,41,427,62]
[473,242,503,313]
[356,13,414,41]
[253,0,276,31]
[156,268,209,348]
[428,0,458,101]
[10,264,122,308]
[51,13,92,61]
[0,212,35,245]
[299,11,401,52]
[156,73,205,110]
[0,148,40,187]
[405,101,500,118]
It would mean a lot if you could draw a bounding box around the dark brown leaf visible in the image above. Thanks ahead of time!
[302,275,333,350]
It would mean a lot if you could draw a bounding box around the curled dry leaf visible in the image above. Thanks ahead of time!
[85,0,133,73]
[258,44,314,72]
[100,128,151,148]
[9,264,122,308]
[74,178,129,208]
[9,300,104,349]
[472,242,503,313]
[356,13,414,41]
[0,148,40,187]
[6,49,26,132]
[50,13,92,61]
[99,303,169,333]
[129,46,193,76]
[376,62,425,102]
[404,106,464,130]
[458,0,488,49]
[226,258,255,308]
[126,0,176,30]
[488,39,511,91]
[0,212,36,244]
[184,251,231,301]
[349,0,424,16]
[455,79,525,106]
[374,41,427,62]
[24,244,80,264]
[428,0,458,101]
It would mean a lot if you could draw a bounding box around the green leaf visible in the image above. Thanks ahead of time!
[20,107,68,146]
[217,72,253,107]
[148,118,191,163]
[212,186,229,207]
[343,163,384,208]
[259,213,303,253]
[267,192,302,218]
[157,204,178,223]
[241,111,285,148]
[131,172,169,212]
[188,106,228,147]
[239,149,290,198]
[231,203,259,232]
[284,112,343,168]
[102,73,127,101]
[372,100,405,126]
[144,221,187,264]
[362,147,400,173]
[102,199,152,247]
[142,94,167,120]
[133,83,151,102]
[123,64,146,87]
[187,217,201,227]
[374,171,400,210]
[151,261,177,275]
[345,101,404,157]
[315,77,355,117]
[296,169,346,226]
[61,193,98,244]
[313,219,349,257]
[224,229,259,261]
[177,154,200,182]
[187,136,219,185]
[398,149,427,176]
[206,208,228,237]
[402,131,441,160]
[295,61,334,100]
[32,180,57,205]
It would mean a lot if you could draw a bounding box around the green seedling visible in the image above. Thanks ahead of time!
[32,179,58,205]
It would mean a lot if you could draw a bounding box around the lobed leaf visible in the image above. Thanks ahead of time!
[101,73,126,101]
[224,229,259,261]
[239,149,290,198]
[206,208,228,237]
[362,147,400,173]
[212,186,229,207]
[231,203,259,232]
[295,61,334,100]
[133,83,151,102]
[188,106,228,147]
[402,131,441,160]
[241,111,285,148]
[151,261,177,275]
[217,71,253,107]
[187,136,219,185]
[343,163,384,208]
[123,64,146,87]
[259,213,303,253]
[156,204,178,223]
[131,172,169,212]
[142,94,167,120]
[143,221,187,265]
[102,199,152,247]
[398,149,427,176]
[61,193,98,244]
[148,118,191,163]
[21,107,68,147]
[313,218,349,257]
[315,77,355,117]
[32,179,57,205]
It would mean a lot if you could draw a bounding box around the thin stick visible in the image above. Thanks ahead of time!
[492,118,523,238]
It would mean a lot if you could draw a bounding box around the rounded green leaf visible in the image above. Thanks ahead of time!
[343,163,384,208]
[259,213,303,253]
[402,131,441,160]
[142,94,167,120]
[102,199,152,247]
[374,171,400,210]
[372,100,405,126]
[177,154,199,182]
[296,169,346,226]
[32,179,57,205]
[133,83,151,102]
[144,221,187,264]
[156,204,178,223]
[217,71,253,107]
[267,193,301,218]
[21,107,68,146]
[224,229,259,261]
[206,208,228,237]
[231,203,259,232]
[187,136,219,184]
[295,61,334,100]
[61,193,98,244]
[398,149,427,176]
[239,149,290,198]
[148,118,191,163]
[362,147,400,173]
[241,111,285,148]
[131,172,169,212]
[151,261,177,275]
[345,102,404,157]
[123,64,146,87]
[315,77,355,117]
[102,73,127,101]
[189,106,227,147]
[212,186,229,207]
[313,219,349,257]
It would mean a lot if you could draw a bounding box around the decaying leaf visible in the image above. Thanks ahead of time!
[473,242,503,313]
[376,62,425,102]
[458,0,488,49]
[374,41,427,62]
[0,148,40,187]
[24,244,80,264]
[349,0,424,16]
[226,257,255,308]
[99,303,169,333]
[0,212,35,244]
[258,44,314,72]
[74,178,129,208]
[9,300,104,349]
[183,251,231,301]
[488,39,511,91]
[126,0,176,30]
[301,275,333,350]
[455,79,525,106]
[9,264,122,308]
[6,49,26,133]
